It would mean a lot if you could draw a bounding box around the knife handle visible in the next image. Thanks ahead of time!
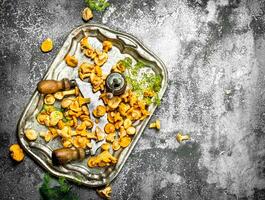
[37,78,75,94]
[52,147,86,165]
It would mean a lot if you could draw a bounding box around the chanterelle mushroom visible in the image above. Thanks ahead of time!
[176,132,190,143]
[149,119,160,130]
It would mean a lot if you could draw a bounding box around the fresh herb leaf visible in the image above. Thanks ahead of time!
[39,174,79,200]
[154,94,161,106]
[120,57,132,69]
[85,0,110,12]
[131,61,145,76]
[125,60,162,106]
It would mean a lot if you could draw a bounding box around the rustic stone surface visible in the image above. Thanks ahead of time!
[1,0,265,199]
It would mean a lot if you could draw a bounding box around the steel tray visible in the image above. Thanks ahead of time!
[18,24,168,187]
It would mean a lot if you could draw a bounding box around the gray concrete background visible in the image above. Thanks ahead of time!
[1,0,265,199]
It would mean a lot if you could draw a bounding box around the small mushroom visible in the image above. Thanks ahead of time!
[24,129,38,141]
[65,54,78,68]
[77,96,90,106]
[9,144,25,162]
[149,119,160,130]
[84,119,94,129]
[80,37,93,50]
[80,62,94,74]
[94,51,108,66]
[119,136,131,148]
[107,97,122,109]
[112,139,120,151]
[126,126,136,135]
[95,126,105,141]
[85,48,97,58]
[82,7,93,21]
[101,143,111,151]
[79,72,91,80]
[102,41,112,52]
[104,123,115,134]
[61,97,74,108]
[123,118,132,129]
[96,186,112,200]
[54,87,79,100]
[44,94,55,105]
[93,105,106,118]
[49,111,63,126]
[106,132,115,143]
[40,38,53,53]
[176,132,190,143]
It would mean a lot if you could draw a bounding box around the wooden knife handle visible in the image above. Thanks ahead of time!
[37,78,73,94]
[52,147,86,165]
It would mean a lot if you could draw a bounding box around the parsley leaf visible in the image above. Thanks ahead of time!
[85,0,110,12]
[39,174,79,200]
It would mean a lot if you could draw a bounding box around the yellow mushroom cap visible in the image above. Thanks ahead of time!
[9,144,25,162]
[104,123,115,134]
[24,129,38,141]
[126,126,136,135]
[119,136,131,148]
[44,94,55,105]
[40,38,53,53]
[176,132,190,143]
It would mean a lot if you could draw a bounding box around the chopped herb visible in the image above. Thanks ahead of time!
[125,60,162,106]
[144,97,152,105]
[154,94,161,106]
[85,0,110,12]
[39,174,79,200]
[131,61,145,76]
[120,57,132,69]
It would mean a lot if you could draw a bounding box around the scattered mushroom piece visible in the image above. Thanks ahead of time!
[102,41,112,52]
[106,132,115,143]
[40,38,53,53]
[176,132,190,143]
[80,37,93,50]
[119,136,131,148]
[77,96,90,106]
[104,123,115,134]
[126,126,136,135]
[49,111,63,126]
[97,185,112,200]
[54,87,79,100]
[149,119,160,130]
[82,7,93,21]
[84,119,94,129]
[9,144,25,162]
[94,51,108,66]
[44,94,55,105]
[93,105,106,118]
[95,126,105,141]
[123,118,132,129]
[24,129,38,141]
[101,143,111,151]
[61,97,74,108]
[65,54,78,68]
[69,101,81,112]
[107,97,122,109]
[112,139,120,151]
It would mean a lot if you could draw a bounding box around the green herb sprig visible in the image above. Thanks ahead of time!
[39,174,79,200]
[85,0,110,12]
[120,57,162,106]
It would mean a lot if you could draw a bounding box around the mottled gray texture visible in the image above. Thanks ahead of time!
[1,0,265,199]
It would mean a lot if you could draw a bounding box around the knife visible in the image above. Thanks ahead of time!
[37,78,105,165]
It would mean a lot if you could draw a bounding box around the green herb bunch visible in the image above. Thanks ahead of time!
[120,57,162,106]
[85,0,110,11]
[39,174,79,200]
